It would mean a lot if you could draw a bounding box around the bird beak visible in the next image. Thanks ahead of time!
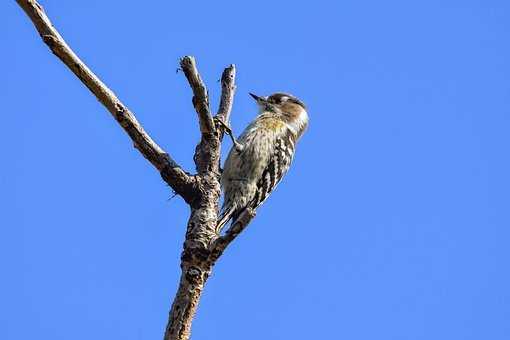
[249,92,265,103]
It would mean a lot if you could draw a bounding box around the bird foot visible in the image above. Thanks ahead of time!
[214,117,244,153]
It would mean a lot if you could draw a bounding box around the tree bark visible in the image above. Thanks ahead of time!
[15,1,257,339]
[165,265,210,340]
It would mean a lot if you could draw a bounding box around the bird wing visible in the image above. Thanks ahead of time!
[218,122,296,231]
[250,129,296,209]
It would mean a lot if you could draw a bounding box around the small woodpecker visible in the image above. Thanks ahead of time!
[217,92,309,231]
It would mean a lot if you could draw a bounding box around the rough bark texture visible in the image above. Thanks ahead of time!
[16,1,255,339]
[165,266,209,340]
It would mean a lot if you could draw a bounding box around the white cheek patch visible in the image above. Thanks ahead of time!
[287,108,309,138]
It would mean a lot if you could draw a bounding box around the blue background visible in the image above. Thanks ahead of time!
[3,0,510,339]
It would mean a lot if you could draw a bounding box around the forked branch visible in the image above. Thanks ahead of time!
[16,1,257,340]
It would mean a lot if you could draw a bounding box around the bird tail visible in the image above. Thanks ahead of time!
[216,204,237,233]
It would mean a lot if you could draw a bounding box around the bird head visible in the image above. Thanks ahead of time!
[249,92,306,115]
[249,92,308,137]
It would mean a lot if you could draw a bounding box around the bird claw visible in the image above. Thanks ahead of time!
[214,117,243,153]
[214,117,232,135]
[233,141,244,153]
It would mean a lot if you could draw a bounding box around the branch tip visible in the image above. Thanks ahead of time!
[179,55,215,135]
[216,65,237,140]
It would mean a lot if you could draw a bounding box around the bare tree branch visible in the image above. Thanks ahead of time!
[15,0,197,201]
[164,265,209,340]
[179,56,215,135]
[179,56,221,175]
[216,65,237,140]
[162,65,239,340]
[17,2,258,339]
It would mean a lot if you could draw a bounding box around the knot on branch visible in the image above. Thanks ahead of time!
[41,34,57,47]
[221,64,236,83]
[113,102,130,127]
[185,266,202,282]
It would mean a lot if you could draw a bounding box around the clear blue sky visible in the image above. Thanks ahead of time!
[2,0,510,339]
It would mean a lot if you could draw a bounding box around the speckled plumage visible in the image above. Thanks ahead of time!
[217,93,308,231]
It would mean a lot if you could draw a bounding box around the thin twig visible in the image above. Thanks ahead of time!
[216,64,236,140]
[179,56,215,135]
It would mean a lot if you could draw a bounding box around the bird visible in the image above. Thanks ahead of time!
[216,92,309,232]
